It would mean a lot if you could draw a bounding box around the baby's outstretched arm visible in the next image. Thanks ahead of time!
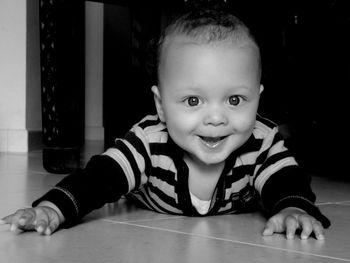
[262,207,325,240]
[1,201,65,236]
[1,154,131,236]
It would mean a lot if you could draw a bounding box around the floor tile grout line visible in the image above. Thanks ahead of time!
[103,219,350,262]
[102,216,187,224]
[317,201,350,206]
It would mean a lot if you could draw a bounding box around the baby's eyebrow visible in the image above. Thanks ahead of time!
[228,84,252,89]
[172,86,203,95]
[229,84,259,92]
[181,86,202,91]
[219,85,248,93]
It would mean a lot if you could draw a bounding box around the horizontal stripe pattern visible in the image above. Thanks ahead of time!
[104,114,303,215]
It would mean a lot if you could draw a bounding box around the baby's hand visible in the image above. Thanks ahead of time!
[0,206,61,236]
[262,207,325,240]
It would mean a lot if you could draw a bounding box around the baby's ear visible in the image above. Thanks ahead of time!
[151,85,165,122]
[259,84,264,94]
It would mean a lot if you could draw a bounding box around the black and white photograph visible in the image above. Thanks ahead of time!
[0,0,349,262]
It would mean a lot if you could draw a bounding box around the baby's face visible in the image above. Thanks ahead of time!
[153,37,262,166]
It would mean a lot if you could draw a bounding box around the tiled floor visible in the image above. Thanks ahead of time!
[1,141,350,263]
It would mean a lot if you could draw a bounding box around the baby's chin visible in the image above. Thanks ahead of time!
[193,152,229,166]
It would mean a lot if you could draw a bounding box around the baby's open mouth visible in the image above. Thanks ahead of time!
[199,136,227,148]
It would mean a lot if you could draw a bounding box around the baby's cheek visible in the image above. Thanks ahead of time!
[171,112,198,129]
[233,114,256,134]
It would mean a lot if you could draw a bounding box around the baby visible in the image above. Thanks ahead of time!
[1,6,330,239]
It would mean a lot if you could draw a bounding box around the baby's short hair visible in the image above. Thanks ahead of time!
[156,6,261,83]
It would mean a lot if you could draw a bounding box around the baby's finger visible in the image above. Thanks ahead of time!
[35,219,49,235]
[44,224,56,236]
[41,221,58,236]
[299,215,313,240]
[45,217,60,236]
[17,211,36,229]
[8,224,24,235]
[262,219,276,236]
[312,220,325,240]
[1,213,23,234]
[285,215,299,240]
[2,209,28,231]
[1,214,15,225]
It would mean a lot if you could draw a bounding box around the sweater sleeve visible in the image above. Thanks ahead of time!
[32,154,129,226]
[253,122,330,228]
[260,166,331,228]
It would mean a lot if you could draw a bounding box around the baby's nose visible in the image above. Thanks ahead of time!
[203,109,228,126]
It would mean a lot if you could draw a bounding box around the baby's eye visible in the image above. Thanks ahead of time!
[186,96,200,107]
[228,95,241,106]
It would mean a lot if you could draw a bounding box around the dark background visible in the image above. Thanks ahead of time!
[103,0,349,178]
[42,0,349,178]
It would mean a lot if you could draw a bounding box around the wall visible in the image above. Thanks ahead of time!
[0,0,30,152]
[0,0,104,152]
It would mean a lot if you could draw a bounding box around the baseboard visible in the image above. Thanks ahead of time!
[0,129,28,152]
[0,129,43,152]
[28,130,43,151]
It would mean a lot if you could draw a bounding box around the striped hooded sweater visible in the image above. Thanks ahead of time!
[33,114,330,228]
